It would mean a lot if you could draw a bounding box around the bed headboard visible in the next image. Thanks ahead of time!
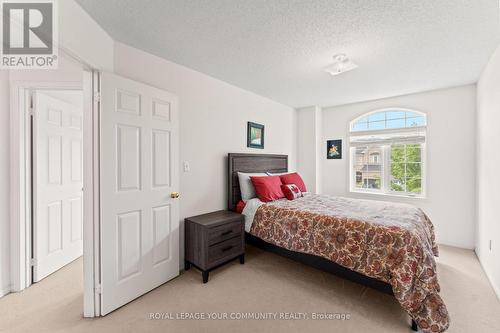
[228,153,288,211]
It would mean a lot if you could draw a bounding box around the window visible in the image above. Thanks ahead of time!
[351,110,426,132]
[349,109,426,197]
[369,152,380,164]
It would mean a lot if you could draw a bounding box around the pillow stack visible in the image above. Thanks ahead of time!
[237,171,306,202]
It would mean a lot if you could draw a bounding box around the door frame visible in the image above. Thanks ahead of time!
[9,72,101,316]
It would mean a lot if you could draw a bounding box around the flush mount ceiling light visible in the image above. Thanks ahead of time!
[324,53,358,76]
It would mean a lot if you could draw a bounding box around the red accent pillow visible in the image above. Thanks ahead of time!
[281,184,303,200]
[250,176,285,202]
[236,200,246,214]
[279,172,307,192]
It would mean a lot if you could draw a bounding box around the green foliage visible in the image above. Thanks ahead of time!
[373,174,381,189]
[390,144,422,194]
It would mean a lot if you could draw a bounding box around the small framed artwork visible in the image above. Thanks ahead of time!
[247,122,264,149]
[327,139,342,159]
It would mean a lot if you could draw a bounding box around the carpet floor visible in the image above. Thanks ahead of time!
[0,244,499,333]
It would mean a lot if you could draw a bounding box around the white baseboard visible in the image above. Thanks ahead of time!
[0,286,11,298]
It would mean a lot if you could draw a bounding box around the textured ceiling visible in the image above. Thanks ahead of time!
[76,0,499,108]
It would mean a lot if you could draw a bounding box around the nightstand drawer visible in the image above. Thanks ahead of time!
[208,236,243,266]
[208,221,243,245]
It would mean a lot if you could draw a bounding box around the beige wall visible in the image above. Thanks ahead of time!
[476,42,500,299]
[113,42,297,267]
[296,106,321,193]
[319,85,477,249]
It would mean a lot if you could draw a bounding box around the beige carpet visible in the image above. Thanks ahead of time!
[0,245,499,333]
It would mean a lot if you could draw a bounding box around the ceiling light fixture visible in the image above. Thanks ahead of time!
[324,53,358,76]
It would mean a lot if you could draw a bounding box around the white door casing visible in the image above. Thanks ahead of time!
[33,91,84,282]
[100,73,179,315]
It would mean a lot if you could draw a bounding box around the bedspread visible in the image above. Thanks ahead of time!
[249,194,449,332]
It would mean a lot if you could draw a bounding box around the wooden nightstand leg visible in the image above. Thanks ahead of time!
[202,271,209,283]
[184,260,191,271]
[239,254,245,264]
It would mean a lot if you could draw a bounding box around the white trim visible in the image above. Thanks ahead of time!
[350,126,427,138]
[9,86,30,292]
[83,71,101,317]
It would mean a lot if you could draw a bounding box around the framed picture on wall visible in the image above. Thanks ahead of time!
[247,122,264,149]
[327,139,342,159]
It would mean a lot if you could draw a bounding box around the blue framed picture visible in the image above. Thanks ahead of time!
[327,140,342,159]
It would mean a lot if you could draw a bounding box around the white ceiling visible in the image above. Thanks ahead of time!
[76,0,500,108]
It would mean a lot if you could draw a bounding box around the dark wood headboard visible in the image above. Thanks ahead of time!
[228,153,288,211]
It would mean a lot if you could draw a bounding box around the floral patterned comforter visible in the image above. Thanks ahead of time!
[249,194,449,332]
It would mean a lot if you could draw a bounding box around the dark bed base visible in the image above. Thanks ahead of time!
[246,233,418,331]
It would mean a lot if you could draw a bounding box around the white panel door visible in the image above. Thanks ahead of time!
[33,91,83,282]
[100,73,179,315]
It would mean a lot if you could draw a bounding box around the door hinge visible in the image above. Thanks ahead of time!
[30,258,36,266]
[94,92,101,102]
[95,284,102,294]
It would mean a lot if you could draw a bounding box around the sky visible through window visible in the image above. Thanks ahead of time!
[351,110,426,132]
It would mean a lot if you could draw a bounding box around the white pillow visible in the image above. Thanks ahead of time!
[237,172,267,202]
[266,171,293,176]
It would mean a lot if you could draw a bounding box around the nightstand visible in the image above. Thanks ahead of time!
[184,210,245,283]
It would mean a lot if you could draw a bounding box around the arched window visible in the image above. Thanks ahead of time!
[349,109,426,197]
[351,109,426,132]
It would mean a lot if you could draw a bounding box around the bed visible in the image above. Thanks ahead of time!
[227,153,449,333]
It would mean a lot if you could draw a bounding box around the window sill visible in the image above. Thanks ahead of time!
[349,190,426,200]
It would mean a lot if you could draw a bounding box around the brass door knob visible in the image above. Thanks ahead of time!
[170,192,180,198]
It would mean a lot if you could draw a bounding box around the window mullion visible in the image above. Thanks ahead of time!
[383,145,388,193]
[404,144,407,193]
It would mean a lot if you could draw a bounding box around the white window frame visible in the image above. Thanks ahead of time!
[349,108,427,199]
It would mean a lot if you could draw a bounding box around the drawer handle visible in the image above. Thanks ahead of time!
[221,246,233,252]
[221,230,233,236]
